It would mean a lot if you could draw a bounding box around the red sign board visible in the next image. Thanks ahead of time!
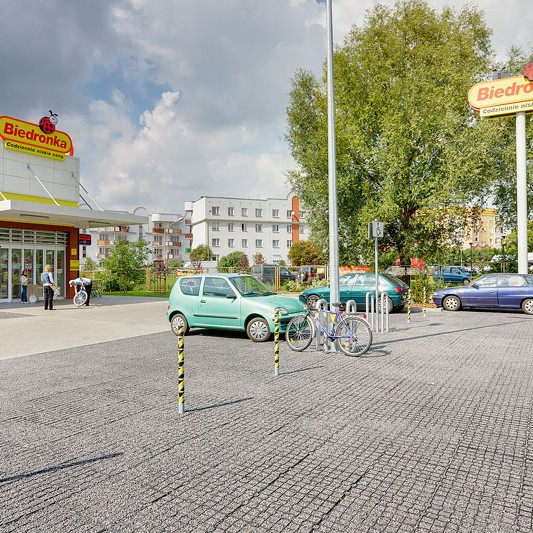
[79,234,91,245]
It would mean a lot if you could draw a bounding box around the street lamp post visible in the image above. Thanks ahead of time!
[501,236,506,273]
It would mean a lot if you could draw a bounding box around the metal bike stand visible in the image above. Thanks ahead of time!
[315,299,329,351]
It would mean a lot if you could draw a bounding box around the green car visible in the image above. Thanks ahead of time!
[299,272,409,313]
[168,274,306,342]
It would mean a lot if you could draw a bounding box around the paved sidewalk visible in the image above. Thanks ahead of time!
[0,296,169,360]
[1,305,533,532]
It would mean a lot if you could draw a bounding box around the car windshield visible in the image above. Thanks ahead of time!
[230,275,275,296]
[339,274,356,287]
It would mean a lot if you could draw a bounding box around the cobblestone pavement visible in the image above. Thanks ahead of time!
[1,308,533,532]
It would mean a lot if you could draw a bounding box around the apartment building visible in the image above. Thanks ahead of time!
[183,194,307,264]
[81,212,188,265]
[464,207,505,249]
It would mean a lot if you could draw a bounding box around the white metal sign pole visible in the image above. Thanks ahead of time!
[516,111,528,274]
[326,0,340,305]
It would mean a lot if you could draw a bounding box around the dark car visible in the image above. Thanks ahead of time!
[296,265,327,284]
[433,266,471,285]
[432,273,533,314]
[250,264,296,286]
[299,272,409,313]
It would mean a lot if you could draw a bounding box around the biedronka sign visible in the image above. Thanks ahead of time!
[468,62,533,118]
[0,112,74,161]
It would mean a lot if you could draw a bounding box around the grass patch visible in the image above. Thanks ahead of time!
[104,291,170,298]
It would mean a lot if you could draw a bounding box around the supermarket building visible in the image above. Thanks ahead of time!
[0,114,147,303]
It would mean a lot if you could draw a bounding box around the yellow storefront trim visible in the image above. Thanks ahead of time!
[1,191,77,208]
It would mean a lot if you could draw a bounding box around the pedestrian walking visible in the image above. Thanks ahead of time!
[20,270,29,303]
[41,264,56,310]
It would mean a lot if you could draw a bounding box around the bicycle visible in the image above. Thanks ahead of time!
[73,283,88,307]
[285,303,373,356]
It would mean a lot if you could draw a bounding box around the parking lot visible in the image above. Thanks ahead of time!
[1,298,533,532]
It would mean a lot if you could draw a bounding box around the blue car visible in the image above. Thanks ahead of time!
[433,266,471,285]
[432,273,533,314]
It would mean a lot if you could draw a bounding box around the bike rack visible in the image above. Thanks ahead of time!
[345,300,357,314]
[315,298,329,350]
[365,291,389,333]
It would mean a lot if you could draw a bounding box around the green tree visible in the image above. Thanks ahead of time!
[102,239,150,291]
[288,240,324,266]
[218,251,249,270]
[252,252,265,265]
[189,244,213,270]
[286,0,511,265]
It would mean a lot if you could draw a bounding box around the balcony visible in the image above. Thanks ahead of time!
[184,219,192,225]
[97,240,110,246]
[184,233,193,239]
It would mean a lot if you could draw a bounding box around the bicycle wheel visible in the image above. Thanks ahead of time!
[73,290,88,307]
[334,315,372,356]
[285,314,314,352]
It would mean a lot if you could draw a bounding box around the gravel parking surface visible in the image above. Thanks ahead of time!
[1,307,532,532]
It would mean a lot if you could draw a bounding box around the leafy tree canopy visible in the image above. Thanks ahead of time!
[218,251,249,269]
[286,0,529,265]
[288,240,325,266]
[189,245,213,269]
[102,239,150,291]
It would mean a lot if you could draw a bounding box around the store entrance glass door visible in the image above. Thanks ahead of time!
[0,248,8,300]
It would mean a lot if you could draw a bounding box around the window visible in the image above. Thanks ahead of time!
[272,209,279,218]
[273,240,279,248]
[211,238,220,247]
[242,223,247,232]
[300,226,305,234]
[287,210,292,219]
[287,225,292,233]
[272,224,279,233]
[228,207,235,216]
[211,206,220,216]
[228,223,234,232]
[202,277,234,298]
[228,238,234,248]
[255,224,262,232]
[255,208,263,217]
[255,239,263,248]
[179,277,200,296]
[242,208,248,217]
[242,239,248,248]
[212,222,220,232]
[287,240,292,248]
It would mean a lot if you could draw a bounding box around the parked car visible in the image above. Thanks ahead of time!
[296,265,327,284]
[432,273,533,314]
[299,272,409,313]
[250,264,296,285]
[433,266,471,285]
[167,274,305,342]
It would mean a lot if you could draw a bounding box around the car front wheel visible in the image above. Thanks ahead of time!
[442,295,461,312]
[463,279,470,285]
[522,299,533,315]
[171,313,189,336]
[246,317,271,342]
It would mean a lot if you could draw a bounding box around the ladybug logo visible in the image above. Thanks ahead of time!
[39,110,59,134]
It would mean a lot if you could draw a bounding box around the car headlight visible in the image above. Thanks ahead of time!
[274,307,288,315]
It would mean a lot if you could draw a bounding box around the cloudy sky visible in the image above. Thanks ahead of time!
[1,0,531,214]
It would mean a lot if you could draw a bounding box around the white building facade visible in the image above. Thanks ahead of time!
[184,194,307,264]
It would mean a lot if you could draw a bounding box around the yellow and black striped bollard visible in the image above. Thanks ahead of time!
[407,288,411,323]
[274,310,280,377]
[423,287,427,318]
[178,324,185,414]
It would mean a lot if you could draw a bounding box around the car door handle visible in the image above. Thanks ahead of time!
[200,299,206,303]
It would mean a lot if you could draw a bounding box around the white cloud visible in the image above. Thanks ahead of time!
[1,0,531,214]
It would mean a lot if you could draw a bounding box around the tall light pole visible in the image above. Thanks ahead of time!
[501,236,506,273]
[326,0,340,306]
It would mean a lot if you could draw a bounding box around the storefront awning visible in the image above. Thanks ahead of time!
[0,199,148,228]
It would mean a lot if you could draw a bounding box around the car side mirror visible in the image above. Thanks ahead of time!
[472,283,479,289]
[226,293,237,299]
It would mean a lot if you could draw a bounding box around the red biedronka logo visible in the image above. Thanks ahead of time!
[0,113,74,161]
